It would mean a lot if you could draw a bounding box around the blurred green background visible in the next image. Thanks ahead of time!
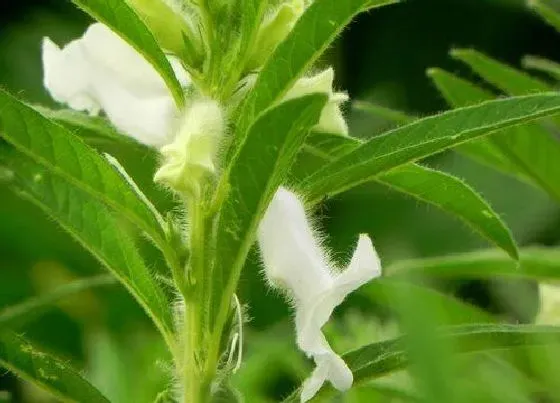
[1,0,559,402]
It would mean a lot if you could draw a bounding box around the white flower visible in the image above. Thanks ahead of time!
[284,68,349,135]
[258,187,382,402]
[42,23,190,147]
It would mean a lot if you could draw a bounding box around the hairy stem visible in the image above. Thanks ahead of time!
[182,301,204,403]
[182,199,209,403]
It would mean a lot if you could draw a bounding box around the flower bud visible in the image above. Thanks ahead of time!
[246,0,304,71]
[154,100,224,196]
[127,0,203,66]
[284,68,349,135]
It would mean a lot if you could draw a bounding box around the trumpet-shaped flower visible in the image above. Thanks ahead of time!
[258,187,382,402]
[42,22,189,147]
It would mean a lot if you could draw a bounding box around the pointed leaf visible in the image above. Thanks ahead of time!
[378,164,518,259]
[70,0,184,106]
[0,275,115,332]
[354,94,516,177]
[295,132,518,259]
[1,149,175,349]
[0,332,109,402]
[300,93,560,203]
[530,0,560,33]
[450,49,550,95]
[33,106,140,147]
[426,68,522,178]
[211,94,327,329]
[0,89,176,264]
[522,55,560,81]
[364,279,495,325]
[352,101,415,125]
[282,324,560,402]
[386,247,560,281]
[345,324,560,385]
[428,68,560,202]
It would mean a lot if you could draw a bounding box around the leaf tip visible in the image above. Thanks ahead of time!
[426,67,443,78]
[506,242,520,262]
[449,48,475,61]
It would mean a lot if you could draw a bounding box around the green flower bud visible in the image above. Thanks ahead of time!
[284,68,349,135]
[127,0,203,67]
[154,99,224,196]
[246,0,304,71]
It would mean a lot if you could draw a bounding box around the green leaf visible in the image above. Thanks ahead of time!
[295,132,518,259]
[126,0,203,69]
[292,131,357,181]
[350,384,420,402]
[529,0,560,33]
[233,0,398,148]
[364,279,495,325]
[354,89,514,176]
[522,55,560,81]
[378,164,518,259]
[0,275,115,332]
[33,106,140,148]
[385,247,560,281]
[300,93,560,204]
[1,150,175,349]
[283,324,560,402]
[238,0,267,70]
[450,48,550,95]
[70,0,184,106]
[0,89,177,266]
[426,68,523,178]
[428,68,560,203]
[352,100,415,125]
[345,324,560,386]
[0,332,109,403]
[211,94,327,330]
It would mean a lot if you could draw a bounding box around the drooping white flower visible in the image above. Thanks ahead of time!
[42,23,190,147]
[258,187,382,402]
[284,68,349,135]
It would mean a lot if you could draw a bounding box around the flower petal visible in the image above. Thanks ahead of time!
[283,68,349,135]
[258,187,333,301]
[80,23,170,96]
[42,38,100,114]
[93,82,177,146]
[154,100,224,192]
[297,234,381,352]
[42,23,190,147]
[258,189,381,402]
[336,234,382,294]
[301,352,353,402]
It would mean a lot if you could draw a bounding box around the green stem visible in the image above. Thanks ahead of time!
[182,300,202,403]
[182,199,209,403]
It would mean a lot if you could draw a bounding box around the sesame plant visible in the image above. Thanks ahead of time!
[1,0,560,402]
